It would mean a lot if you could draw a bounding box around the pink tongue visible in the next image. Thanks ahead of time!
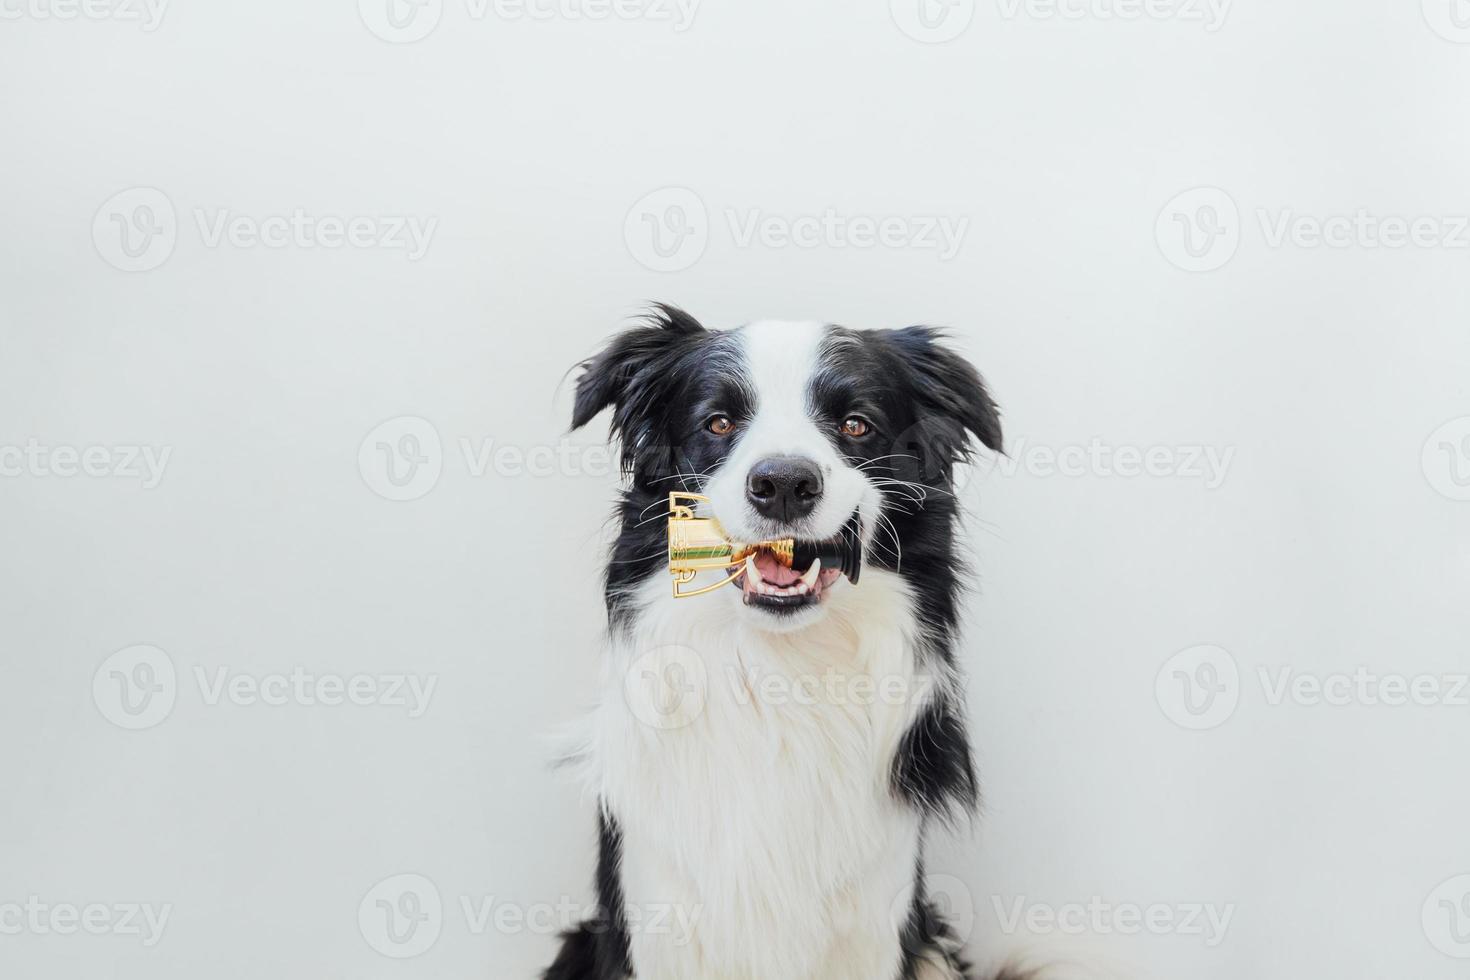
[754,551,802,587]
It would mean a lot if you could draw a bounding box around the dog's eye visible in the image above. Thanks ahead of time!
[841,416,871,438]
[706,415,736,436]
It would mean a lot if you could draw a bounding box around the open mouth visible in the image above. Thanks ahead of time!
[732,520,863,613]
[734,548,846,611]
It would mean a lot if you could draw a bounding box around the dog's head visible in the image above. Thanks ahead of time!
[572,305,1002,632]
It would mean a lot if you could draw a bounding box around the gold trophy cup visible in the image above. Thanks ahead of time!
[666,492,862,598]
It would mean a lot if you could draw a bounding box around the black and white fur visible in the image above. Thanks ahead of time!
[548,306,1021,980]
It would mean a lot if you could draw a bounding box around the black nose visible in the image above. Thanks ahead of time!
[746,456,823,522]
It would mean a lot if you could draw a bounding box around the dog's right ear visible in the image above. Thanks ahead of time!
[570,304,706,430]
[570,305,707,471]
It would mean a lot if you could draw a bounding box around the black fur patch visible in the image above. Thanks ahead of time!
[543,809,632,980]
[897,858,976,980]
[892,697,980,822]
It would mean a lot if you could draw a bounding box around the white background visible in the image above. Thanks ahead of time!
[3,1,1470,977]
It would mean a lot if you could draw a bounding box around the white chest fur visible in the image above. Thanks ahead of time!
[581,571,936,980]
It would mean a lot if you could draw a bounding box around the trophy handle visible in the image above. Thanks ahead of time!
[672,566,744,599]
[668,491,711,520]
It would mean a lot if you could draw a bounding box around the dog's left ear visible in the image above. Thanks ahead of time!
[889,326,1003,456]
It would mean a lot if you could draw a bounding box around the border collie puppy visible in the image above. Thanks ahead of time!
[548,306,1020,980]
